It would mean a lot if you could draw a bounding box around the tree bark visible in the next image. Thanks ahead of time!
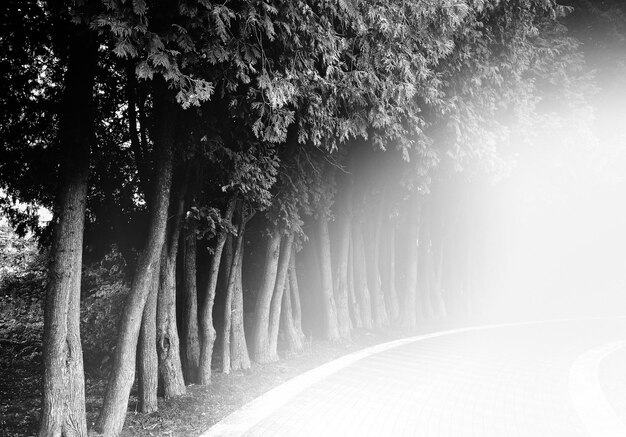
[400,200,420,328]
[221,207,250,373]
[181,217,200,383]
[96,79,174,436]
[199,196,236,384]
[252,229,282,363]
[156,181,187,398]
[229,231,250,372]
[420,215,435,321]
[138,271,158,413]
[432,228,448,321]
[333,212,352,340]
[366,206,389,328]
[280,272,303,354]
[288,250,305,340]
[125,61,150,202]
[384,225,400,323]
[317,215,341,341]
[353,220,372,329]
[268,233,294,360]
[347,229,361,329]
[38,25,96,437]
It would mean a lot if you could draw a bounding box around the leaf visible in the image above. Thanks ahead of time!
[133,0,147,16]
[135,61,154,80]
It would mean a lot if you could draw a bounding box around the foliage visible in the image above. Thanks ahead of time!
[80,249,130,369]
[0,0,61,238]
[0,223,130,372]
[0,221,46,344]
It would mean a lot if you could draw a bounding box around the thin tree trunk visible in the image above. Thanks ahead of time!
[421,217,435,321]
[465,229,474,319]
[138,271,158,413]
[229,231,250,372]
[280,272,303,353]
[317,216,341,341]
[347,229,361,329]
[181,217,200,383]
[199,197,236,384]
[353,220,372,329]
[268,233,294,360]
[385,225,400,322]
[252,229,281,363]
[333,212,352,340]
[156,180,187,398]
[96,79,174,436]
[125,61,150,201]
[288,250,304,340]
[433,233,448,321]
[220,235,234,371]
[39,26,95,437]
[400,201,420,328]
[367,206,389,328]
[137,86,149,162]
[221,209,247,373]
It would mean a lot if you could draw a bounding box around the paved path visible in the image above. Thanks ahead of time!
[202,318,626,437]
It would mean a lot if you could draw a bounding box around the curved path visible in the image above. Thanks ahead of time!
[202,318,626,437]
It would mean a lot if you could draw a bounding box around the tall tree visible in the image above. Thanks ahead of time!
[96,79,174,436]
[38,22,97,437]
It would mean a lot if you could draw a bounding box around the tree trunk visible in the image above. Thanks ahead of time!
[353,220,372,329]
[138,271,158,413]
[125,61,150,202]
[198,197,236,384]
[252,229,281,363]
[288,250,305,340]
[347,229,361,329]
[96,79,174,436]
[221,208,249,373]
[280,273,303,353]
[421,216,435,321]
[366,206,389,328]
[156,247,186,398]
[268,233,294,360]
[433,230,448,321]
[317,216,341,341]
[384,225,400,323]
[181,218,200,383]
[333,212,352,340]
[400,201,420,328]
[38,25,95,437]
[229,231,250,372]
[156,182,187,398]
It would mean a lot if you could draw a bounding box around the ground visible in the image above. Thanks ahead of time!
[0,324,428,437]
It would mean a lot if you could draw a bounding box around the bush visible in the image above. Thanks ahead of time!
[80,248,130,370]
[0,220,130,370]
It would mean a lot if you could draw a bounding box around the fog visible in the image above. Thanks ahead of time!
[473,93,626,322]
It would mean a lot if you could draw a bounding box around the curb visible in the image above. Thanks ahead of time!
[569,341,626,437]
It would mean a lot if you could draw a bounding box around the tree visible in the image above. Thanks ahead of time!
[38,21,97,437]
[95,79,174,436]
[155,178,187,398]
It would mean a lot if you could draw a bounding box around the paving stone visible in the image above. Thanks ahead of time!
[205,318,626,437]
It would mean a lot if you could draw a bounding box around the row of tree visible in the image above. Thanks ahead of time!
[2,0,623,436]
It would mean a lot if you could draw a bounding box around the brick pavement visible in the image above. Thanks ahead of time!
[202,318,626,437]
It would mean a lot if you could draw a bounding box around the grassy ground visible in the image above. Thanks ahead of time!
[0,326,425,437]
